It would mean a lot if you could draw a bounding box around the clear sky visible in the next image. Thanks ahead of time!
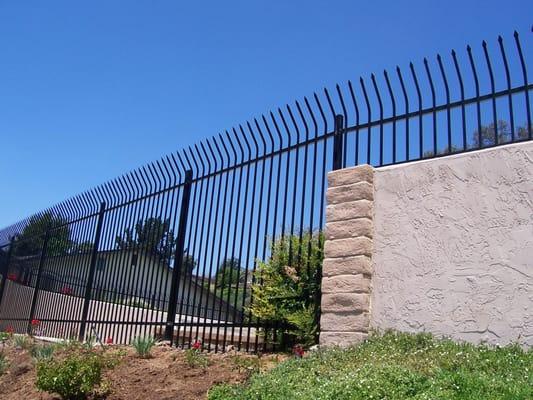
[0,0,531,228]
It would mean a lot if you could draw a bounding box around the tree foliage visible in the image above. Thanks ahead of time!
[422,121,530,158]
[15,213,71,256]
[249,231,324,348]
[213,257,248,310]
[115,217,196,274]
[471,120,530,147]
[215,258,243,289]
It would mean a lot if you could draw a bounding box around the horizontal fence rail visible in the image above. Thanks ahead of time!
[0,30,531,352]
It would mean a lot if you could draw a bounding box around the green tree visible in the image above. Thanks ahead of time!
[115,217,196,274]
[249,231,324,348]
[71,241,95,254]
[214,258,248,310]
[473,120,530,147]
[215,258,243,289]
[15,213,72,256]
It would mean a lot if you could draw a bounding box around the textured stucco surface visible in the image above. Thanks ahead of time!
[371,141,533,347]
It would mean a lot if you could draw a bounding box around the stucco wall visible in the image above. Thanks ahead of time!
[371,141,533,347]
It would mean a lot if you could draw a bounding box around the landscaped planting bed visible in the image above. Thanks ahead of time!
[0,333,283,400]
[1,330,530,399]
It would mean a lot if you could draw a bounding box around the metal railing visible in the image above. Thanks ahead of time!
[0,30,531,352]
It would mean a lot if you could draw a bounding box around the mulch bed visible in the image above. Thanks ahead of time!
[0,342,284,400]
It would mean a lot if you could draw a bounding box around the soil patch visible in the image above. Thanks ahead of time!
[0,342,284,400]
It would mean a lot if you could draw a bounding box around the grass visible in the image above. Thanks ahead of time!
[208,331,533,400]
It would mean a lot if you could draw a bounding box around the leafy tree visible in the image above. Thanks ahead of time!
[180,253,197,275]
[71,241,95,254]
[0,246,8,274]
[115,217,196,274]
[213,257,248,310]
[473,120,530,147]
[116,217,175,259]
[15,213,72,257]
[421,121,530,158]
[215,258,243,289]
[249,231,324,348]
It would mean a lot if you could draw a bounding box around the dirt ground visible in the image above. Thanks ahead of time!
[0,341,285,400]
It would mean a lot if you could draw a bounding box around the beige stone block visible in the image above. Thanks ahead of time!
[326,200,373,222]
[326,182,373,204]
[328,165,374,187]
[319,331,368,347]
[322,256,372,276]
[321,274,371,294]
[321,293,369,312]
[325,218,373,240]
[320,312,370,332]
[324,237,372,258]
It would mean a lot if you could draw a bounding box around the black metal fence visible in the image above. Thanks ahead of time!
[0,31,531,352]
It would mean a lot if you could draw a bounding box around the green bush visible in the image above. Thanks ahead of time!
[208,331,533,400]
[31,344,54,361]
[249,231,323,348]
[35,352,105,400]
[0,352,8,375]
[131,335,156,358]
[13,334,33,350]
[185,347,209,368]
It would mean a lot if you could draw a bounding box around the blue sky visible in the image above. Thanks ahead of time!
[0,0,531,228]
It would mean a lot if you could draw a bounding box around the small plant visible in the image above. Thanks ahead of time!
[131,336,156,358]
[1,325,15,344]
[31,344,54,361]
[83,335,96,350]
[13,334,32,350]
[231,355,261,379]
[30,318,41,336]
[0,352,8,375]
[185,340,209,368]
[36,352,105,400]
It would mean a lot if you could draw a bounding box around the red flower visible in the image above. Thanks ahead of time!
[106,337,113,345]
[7,273,17,281]
[60,287,73,295]
[5,326,14,334]
[31,319,40,326]
[293,344,305,358]
[191,340,201,350]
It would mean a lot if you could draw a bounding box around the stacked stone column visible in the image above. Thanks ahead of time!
[319,165,374,347]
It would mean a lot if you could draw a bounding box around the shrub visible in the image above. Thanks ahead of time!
[208,331,533,400]
[184,342,209,369]
[0,352,8,375]
[31,344,55,361]
[0,331,10,345]
[131,336,156,358]
[231,355,261,379]
[249,231,323,348]
[13,334,32,350]
[35,352,105,400]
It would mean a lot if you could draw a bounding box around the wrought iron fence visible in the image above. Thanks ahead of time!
[0,30,531,352]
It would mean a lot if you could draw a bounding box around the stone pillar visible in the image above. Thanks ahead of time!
[319,165,374,347]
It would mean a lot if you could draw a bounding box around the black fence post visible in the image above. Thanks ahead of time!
[27,229,50,335]
[165,170,193,342]
[333,114,344,170]
[0,236,16,317]
[79,201,107,341]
